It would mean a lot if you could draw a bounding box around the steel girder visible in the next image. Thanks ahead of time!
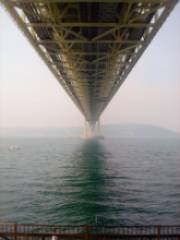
[1,0,178,122]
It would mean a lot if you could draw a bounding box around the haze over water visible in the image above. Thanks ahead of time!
[0,137,180,225]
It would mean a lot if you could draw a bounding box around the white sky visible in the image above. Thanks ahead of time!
[0,3,180,132]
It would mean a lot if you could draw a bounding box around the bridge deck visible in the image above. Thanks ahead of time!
[1,0,178,123]
[0,224,180,240]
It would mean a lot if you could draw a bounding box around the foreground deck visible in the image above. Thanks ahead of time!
[0,224,180,240]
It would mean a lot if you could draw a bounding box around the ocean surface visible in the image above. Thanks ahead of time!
[0,137,180,225]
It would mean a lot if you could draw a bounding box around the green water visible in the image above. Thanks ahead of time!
[0,138,180,224]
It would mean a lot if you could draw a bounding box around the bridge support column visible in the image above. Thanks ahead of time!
[97,119,101,136]
[84,119,101,138]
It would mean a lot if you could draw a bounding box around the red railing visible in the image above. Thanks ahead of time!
[0,224,180,239]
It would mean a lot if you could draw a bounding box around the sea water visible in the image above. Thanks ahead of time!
[0,137,180,225]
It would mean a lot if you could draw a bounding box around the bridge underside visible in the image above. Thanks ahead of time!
[2,0,177,123]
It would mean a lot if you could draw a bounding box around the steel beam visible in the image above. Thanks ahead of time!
[11,0,167,3]
[27,22,154,28]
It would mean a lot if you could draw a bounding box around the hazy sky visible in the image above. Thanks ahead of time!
[0,3,180,132]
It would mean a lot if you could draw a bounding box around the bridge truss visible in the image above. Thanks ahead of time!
[1,0,178,131]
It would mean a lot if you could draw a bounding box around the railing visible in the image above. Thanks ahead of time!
[0,224,180,240]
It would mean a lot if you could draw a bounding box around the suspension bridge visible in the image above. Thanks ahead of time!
[1,0,178,137]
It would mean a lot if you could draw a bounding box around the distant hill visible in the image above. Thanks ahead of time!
[0,124,179,138]
[102,124,180,138]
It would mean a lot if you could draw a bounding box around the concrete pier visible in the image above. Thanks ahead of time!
[84,120,102,139]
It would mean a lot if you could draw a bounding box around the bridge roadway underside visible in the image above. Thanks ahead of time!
[1,0,178,126]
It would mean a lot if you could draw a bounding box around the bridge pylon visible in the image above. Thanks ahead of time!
[83,119,101,139]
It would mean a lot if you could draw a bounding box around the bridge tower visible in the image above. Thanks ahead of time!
[84,120,101,139]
